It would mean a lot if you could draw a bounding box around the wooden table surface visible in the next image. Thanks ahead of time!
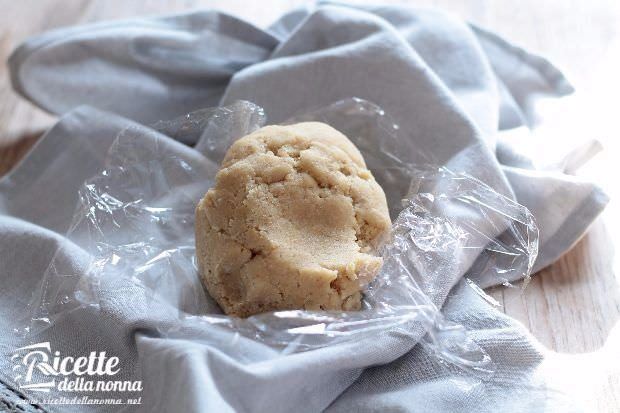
[1,0,618,411]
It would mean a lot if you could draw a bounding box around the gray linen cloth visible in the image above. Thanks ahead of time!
[0,3,608,412]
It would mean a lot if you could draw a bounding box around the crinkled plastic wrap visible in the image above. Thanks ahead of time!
[23,98,538,372]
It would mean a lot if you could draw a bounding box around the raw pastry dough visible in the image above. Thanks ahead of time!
[195,122,391,317]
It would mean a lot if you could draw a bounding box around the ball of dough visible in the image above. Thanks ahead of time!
[195,122,391,317]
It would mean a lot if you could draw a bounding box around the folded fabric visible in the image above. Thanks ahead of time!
[1,2,607,412]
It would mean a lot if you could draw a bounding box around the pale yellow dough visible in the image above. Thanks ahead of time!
[195,122,391,317]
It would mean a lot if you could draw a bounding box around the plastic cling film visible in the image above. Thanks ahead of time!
[22,98,538,376]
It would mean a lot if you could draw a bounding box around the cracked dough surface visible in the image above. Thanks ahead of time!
[195,122,391,317]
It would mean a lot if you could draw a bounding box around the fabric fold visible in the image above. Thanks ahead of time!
[222,6,513,197]
[9,11,278,124]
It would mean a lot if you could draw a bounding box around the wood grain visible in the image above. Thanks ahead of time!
[1,0,618,410]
